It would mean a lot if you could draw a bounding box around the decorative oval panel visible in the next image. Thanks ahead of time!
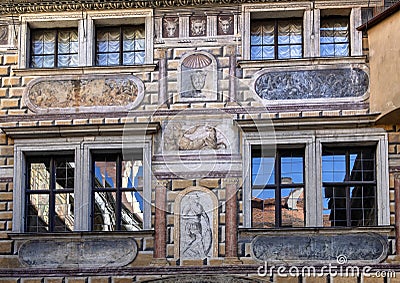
[251,233,387,264]
[254,67,369,101]
[19,238,138,268]
[24,74,144,113]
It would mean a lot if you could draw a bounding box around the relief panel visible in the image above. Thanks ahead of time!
[24,74,144,113]
[174,186,218,259]
[254,66,369,102]
[18,237,138,267]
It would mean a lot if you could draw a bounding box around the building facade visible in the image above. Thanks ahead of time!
[0,0,398,282]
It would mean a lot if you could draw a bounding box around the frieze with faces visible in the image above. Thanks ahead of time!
[217,15,234,35]
[163,17,179,38]
[189,16,207,37]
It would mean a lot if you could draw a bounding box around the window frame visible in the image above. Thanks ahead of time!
[29,27,79,68]
[321,146,377,227]
[319,15,351,57]
[25,153,75,232]
[12,135,153,233]
[250,18,304,60]
[19,9,154,69]
[91,150,145,231]
[242,128,389,228]
[251,146,306,228]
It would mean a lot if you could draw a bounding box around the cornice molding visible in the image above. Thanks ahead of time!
[0,0,308,15]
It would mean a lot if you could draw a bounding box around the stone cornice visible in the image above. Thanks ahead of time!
[0,0,305,15]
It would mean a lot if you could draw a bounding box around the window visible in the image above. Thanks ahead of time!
[250,18,303,60]
[92,151,144,231]
[251,146,305,228]
[322,146,376,227]
[25,155,75,232]
[320,17,350,57]
[30,28,78,68]
[95,25,145,66]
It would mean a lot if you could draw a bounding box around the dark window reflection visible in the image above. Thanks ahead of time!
[251,146,305,228]
[322,147,377,227]
[92,152,144,231]
[26,155,75,232]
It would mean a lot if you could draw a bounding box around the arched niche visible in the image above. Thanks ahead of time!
[174,186,218,259]
[177,51,218,102]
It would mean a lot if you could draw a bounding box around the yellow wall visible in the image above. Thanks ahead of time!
[369,11,400,121]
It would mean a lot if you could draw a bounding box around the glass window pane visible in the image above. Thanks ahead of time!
[281,187,304,227]
[281,155,304,184]
[94,159,117,188]
[252,189,275,228]
[55,159,75,190]
[320,17,349,57]
[93,191,117,231]
[29,162,50,190]
[54,193,74,232]
[121,190,143,231]
[252,157,275,186]
[27,194,50,232]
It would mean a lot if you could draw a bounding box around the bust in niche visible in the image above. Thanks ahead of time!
[217,16,234,35]
[190,17,206,37]
[163,17,179,38]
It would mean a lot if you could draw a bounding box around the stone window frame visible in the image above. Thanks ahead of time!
[242,128,389,228]
[242,3,363,61]
[18,9,153,69]
[12,135,153,233]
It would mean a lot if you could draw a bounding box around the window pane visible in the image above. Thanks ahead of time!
[94,159,117,188]
[93,191,117,231]
[323,186,347,227]
[55,159,75,190]
[320,17,349,57]
[281,153,304,184]
[54,193,74,232]
[281,188,304,227]
[252,156,275,186]
[29,162,50,191]
[27,194,50,232]
[252,189,275,228]
[322,152,346,182]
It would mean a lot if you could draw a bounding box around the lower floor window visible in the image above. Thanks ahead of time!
[322,146,377,227]
[26,155,75,232]
[92,151,144,231]
[251,146,305,228]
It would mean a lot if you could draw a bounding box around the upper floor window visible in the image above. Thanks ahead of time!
[30,28,78,68]
[250,18,303,60]
[95,25,145,66]
[252,146,305,228]
[26,155,75,232]
[320,16,350,57]
[322,146,376,227]
[92,151,144,231]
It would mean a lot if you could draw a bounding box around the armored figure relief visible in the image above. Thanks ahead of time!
[181,194,212,258]
[163,17,178,38]
[190,18,206,36]
[218,16,233,35]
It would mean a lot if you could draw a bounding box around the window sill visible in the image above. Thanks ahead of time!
[237,56,367,69]
[13,64,157,77]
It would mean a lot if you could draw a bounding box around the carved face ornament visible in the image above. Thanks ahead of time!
[164,18,178,37]
[191,19,206,36]
[218,17,232,34]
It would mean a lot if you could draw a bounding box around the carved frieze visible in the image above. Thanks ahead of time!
[254,67,369,101]
[251,233,387,263]
[19,237,138,267]
[24,74,144,113]
[217,15,234,35]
